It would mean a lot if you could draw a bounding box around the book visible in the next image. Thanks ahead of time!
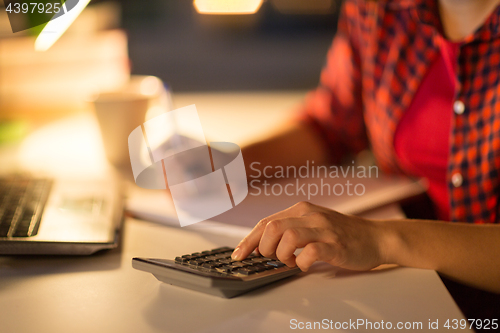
[0,2,128,122]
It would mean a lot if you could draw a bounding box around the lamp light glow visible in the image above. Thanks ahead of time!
[193,0,263,15]
[35,0,92,52]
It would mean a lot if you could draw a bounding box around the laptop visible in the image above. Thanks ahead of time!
[0,174,123,255]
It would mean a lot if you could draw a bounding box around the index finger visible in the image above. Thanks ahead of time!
[231,201,321,260]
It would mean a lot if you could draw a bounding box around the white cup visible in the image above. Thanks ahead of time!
[91,76,171,172]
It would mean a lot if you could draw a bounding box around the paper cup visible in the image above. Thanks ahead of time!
[93,92,150,168]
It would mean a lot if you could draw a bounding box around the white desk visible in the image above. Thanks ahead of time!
[0,215,468,333]
[0,92,469,332]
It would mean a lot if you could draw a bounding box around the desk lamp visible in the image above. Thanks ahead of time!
[35,0,91,51]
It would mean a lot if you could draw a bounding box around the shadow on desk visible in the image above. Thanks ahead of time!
[141,274,303,333]
[0,247,122,278]
[0,219,129,290]
[141,262,406,333]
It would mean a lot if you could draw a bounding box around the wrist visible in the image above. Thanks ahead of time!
[375,220,405,266]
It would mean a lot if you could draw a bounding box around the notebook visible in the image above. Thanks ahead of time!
[126,173,427,229]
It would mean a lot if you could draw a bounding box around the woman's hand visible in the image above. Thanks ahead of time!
[231,201,388,272]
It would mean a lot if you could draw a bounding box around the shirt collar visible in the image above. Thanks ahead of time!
[385,0,500,43]
[469,4,500,43]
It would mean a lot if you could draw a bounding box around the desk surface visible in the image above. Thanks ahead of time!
[0,92,469,332]
[0,216,468,333]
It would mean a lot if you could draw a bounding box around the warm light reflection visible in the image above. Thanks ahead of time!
[19,113,109,178]
[193,0,263,15]
[139,76,162,96]
[35,0,92,52]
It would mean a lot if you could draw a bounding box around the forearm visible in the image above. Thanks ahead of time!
[379,219,500,293]
[241,119,329,178]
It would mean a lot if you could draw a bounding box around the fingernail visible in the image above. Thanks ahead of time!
[231,247,241,260]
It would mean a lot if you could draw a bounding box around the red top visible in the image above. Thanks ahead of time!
[394,38,459,221]
[299,0,500,223]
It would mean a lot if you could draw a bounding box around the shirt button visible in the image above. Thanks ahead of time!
[451,173,463,187]
[453,100,465,115]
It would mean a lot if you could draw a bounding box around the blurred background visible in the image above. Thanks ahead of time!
[0,0,341,117]
[0,0,342,176]
[0,0,344,222]
[121,0,341,91]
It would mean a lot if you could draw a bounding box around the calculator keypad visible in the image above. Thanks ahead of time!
[175,247,286,276]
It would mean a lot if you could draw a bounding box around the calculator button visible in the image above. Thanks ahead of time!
[252,265,267,272]
[266,261,285,268]
[182,255,197,260]
[231,262,247,268]
[237,267,257,275]
[214,253,230,259]
[216,258,232,264]
[219,267,235,274]
[211,247,233,253]
[251,258,269,264]
[175,257,189,263]
[218,265,236,273]
[254,258,269,263]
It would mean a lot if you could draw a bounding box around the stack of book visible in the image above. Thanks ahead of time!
[0,2,129,121]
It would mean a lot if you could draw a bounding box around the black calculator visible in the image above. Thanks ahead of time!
[132,247,301,298]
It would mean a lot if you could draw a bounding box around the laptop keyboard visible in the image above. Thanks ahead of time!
[0,177,52,238]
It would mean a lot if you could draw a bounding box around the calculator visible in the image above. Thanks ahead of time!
[132,247,301,298]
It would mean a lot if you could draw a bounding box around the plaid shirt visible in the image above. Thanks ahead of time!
[301,0,500,223]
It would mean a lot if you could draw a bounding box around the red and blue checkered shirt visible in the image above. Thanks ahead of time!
[300,0,500,223]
